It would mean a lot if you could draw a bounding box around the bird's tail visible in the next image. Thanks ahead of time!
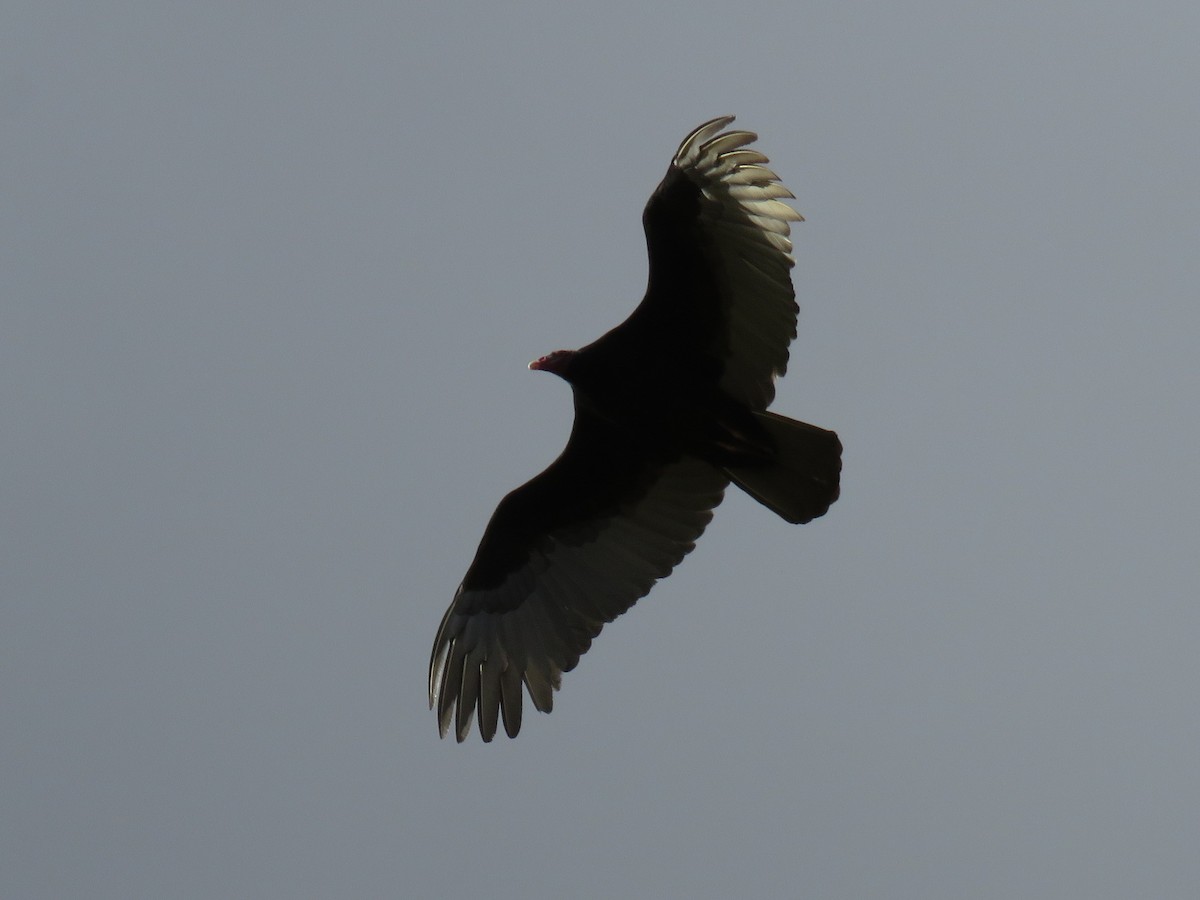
[724,411,841,524]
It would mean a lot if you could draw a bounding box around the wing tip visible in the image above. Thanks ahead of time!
[674,115,737,166]
[672,117,802,228]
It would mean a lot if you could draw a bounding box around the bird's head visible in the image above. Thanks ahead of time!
[528,349,577,379]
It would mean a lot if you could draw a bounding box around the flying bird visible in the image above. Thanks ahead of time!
[429,116,841,742]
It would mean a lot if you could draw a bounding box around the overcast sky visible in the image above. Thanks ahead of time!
[4,2,1199,898]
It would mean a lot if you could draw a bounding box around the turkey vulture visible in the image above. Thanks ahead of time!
[429,116,841,742]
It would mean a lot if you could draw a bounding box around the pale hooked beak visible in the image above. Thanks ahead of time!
[528,350,572,374]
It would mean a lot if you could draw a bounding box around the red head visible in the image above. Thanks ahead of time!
[528,349,576,378]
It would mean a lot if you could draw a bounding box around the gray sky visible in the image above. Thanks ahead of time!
[4,2,1199,897]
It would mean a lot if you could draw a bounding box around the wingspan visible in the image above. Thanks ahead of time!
[429,416,728,742]
[429,119,826,743]
[636,116,803,410]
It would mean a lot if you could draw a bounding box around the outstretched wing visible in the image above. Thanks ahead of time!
[623,116,803,411]
[429,411,728,742]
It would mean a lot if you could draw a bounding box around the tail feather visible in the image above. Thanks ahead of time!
[724,411,841,524]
